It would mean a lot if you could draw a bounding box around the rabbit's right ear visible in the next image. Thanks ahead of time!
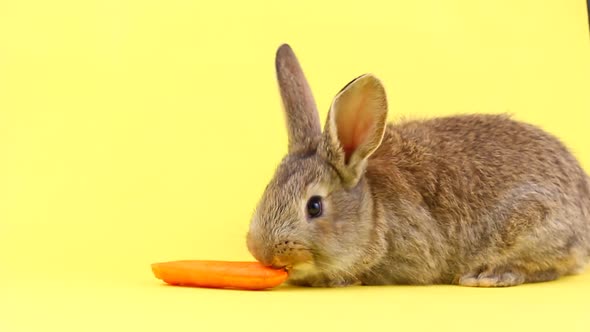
[319,74,388,188]
[275,44,322,154]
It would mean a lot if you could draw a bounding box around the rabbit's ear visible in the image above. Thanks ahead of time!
[275,44,322,153]
[320,74,388,187]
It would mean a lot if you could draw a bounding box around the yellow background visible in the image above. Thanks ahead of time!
[1,0,589,331]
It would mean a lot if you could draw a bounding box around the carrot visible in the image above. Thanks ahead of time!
[151,260,288,290]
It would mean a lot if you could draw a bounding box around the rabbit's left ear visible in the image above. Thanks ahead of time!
[275,44,322,154]
[320,74,388,187]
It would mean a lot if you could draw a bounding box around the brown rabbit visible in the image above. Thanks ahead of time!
[246,44,590,287]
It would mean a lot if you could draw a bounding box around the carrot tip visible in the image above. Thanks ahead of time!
[150,260,289,290]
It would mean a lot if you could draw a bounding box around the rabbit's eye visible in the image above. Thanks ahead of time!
[306,196,323,218]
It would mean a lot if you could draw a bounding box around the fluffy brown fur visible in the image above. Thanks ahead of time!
[246,44,590,287]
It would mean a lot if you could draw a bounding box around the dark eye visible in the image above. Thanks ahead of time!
[306,196,323,218]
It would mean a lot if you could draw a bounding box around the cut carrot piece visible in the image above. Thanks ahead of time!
[151,260,288,290]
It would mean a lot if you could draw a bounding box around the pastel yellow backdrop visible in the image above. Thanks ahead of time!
[1,0,589,331]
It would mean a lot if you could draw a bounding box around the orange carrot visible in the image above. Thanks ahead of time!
[151,260,288,290]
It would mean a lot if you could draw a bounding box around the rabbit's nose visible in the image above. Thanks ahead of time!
[246,232,272,265]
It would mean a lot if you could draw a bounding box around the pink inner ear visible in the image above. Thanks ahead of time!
[336,95,375,164]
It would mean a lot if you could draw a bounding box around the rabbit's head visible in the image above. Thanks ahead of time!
[247,44,389,282]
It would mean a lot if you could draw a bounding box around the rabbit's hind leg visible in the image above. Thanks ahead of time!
[454,265,561,287]
[456,266,525,287]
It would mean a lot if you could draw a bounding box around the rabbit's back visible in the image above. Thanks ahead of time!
[365,114,590,284]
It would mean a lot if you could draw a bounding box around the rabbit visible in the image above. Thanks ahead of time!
[246,43,590,287]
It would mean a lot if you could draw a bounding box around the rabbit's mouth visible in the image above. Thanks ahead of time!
[269,249,315,274]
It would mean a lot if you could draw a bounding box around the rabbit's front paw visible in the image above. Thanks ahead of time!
[290,275,360,288]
